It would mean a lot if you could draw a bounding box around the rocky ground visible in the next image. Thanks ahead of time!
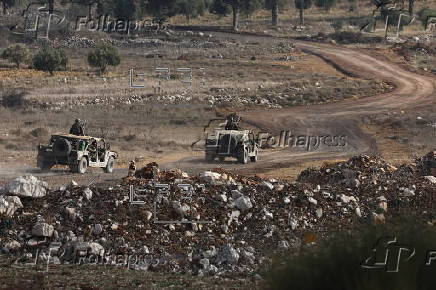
[1,152,436,279]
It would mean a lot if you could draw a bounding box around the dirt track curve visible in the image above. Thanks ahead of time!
[166,32,436,175]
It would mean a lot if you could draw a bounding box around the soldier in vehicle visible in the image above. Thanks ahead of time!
[70,119,84,136]
[225,113,241,130]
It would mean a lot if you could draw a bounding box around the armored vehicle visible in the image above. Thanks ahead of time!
[205,129,258,164]
[37,134,118,174]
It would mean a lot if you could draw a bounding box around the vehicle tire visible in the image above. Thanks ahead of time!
[238,147,248,164]
[53,138,72,156]
[104,156,115,173]
[205,153,215,162]
[218,156,225,162]
[37,157,53,171]
[250,151,258,162]
[77,157,88,174]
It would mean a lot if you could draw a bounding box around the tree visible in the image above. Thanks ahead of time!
[33,47,68,75]
[176,0,207,21]
[211,0,262,31]
[146,0,178,20]
[315,0,337,11]
[1,44,29,68]
[295,0,312,25]
[87,44,120,74]
[1,0,15,14]
[210,0,231,17]
[114,0,137,20]
[265,0,287,27]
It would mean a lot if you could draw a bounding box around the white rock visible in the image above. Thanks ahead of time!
[234,196,253,211]
[199,258,209,268]
[379,201,388,212]
[6,175,47,198]
[199,171,222,185]
[424,176,436,184]
[70,180,78,187]
[217,244,239,264]
[401,187,415,197]
[218,194,228,203]
[316,208,323,218]
[355,207,362,217]
[172,201,190,217]
[283,197,291,203]
[32,223,54,237]
[261,181,274,190]
[231,190,242,199]
[4,240,21,251]
[83,187,93,200]
[263,208,273,219]
[308,197,318,205]
[145,210,153,221]
[339,194,350,203]
[0,195,23,217]
[93,224,103,235]
[322,191,331,199]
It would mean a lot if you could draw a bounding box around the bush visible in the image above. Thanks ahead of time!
[0,89,27,108]
[265,218,436,290]
[314,0,337,11]
[331,20,344,32]
[32,47,68,75]
[87,44,121,74]
[1,43,29,68]
[295,0,312,10]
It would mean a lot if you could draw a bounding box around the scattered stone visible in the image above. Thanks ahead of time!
[5,175,48,198]
[234,196,253,211]
[0,195,23,217]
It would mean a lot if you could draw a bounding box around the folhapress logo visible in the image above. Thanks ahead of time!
[361,237,415,272]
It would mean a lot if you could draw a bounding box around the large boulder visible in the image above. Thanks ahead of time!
[216,244,239,265]
[6,175,48,198]
[0,195,23,217]
[199,171,222,185]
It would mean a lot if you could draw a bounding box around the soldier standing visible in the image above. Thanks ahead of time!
[70,119,84,136]
[128,160,136,177]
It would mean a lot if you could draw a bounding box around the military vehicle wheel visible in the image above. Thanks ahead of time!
[250,152,258,162]
[76,157,88,174]
[104,156,115,173]
[205,153,215,162]
[238,148,248,164]
[37,158,53,171]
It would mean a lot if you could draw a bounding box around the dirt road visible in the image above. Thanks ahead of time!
[166,33,435,175]
[1,34,434,186]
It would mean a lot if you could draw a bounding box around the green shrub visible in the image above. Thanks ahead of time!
[87,44,121,74]
[265,218,436,290]
[32,47,68,75]
[1,43,29,68]
[1,89,27,108]
[314,0,337,11]
[418,8,436,28]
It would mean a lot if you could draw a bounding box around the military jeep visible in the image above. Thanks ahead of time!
[205,129,258,164]
[37,134,118,174]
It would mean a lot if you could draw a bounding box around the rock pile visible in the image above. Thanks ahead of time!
[1,153,436,276]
